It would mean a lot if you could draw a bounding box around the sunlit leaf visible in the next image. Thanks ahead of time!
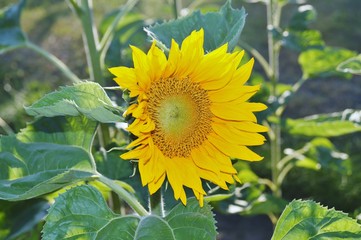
[337,54,361,75]
[0,136,95,201]
[285,109,361,137]
[307,138,350,174]
[282,29,324,51]
[145,0,246,52]
[0,115,98,201]
[0,0,27,54]
[299,47,356,78]
[287,138,351,174]
[17,116,97,150]
[272,200,361,240]
[43,185,217,239]
[25,81,123,123]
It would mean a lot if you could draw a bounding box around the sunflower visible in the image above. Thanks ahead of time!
[109,29,267,207]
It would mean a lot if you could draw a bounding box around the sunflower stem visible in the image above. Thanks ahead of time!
[149,189,165,217]
[267,0,283,198]
[70,0,104,84]
[97,174,149,216]
[172,0,182,19]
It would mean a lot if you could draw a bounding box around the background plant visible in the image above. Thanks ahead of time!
[0,0,361,239]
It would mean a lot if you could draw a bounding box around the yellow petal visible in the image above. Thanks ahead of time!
[202,140,237,174]
[108,66,137,89]
[121,145,151,160]
[208,132,263,161]
[211,103,257,122]
[139,156,155,186]
[208,85,260,103]
[130,45,151,91]
[147,41,167,81]
[148,173,166,194]
[175,29,204,77]
[212,122,266,146]
[163,39,180,78]
[232,58,255,86]
[213,118,268,133]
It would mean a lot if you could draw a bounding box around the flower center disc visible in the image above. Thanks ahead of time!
[147,77,213,158]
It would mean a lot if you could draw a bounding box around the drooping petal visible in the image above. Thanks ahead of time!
[208,132,263,161]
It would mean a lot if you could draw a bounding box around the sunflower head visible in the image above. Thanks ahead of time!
[109,29,267,207]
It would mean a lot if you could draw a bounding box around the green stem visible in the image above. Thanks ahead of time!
[78,0,104,84]
[149,189,164,217]
[277,162,295,186]
[173,0,181,19]
[239,40,272,79]
[266,0,283,198]
[0,117,14,135]
[26,42,81,83]
[277,143,311,171]
[97,174,149,216]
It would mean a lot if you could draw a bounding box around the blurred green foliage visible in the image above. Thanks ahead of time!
[0,0,361,239]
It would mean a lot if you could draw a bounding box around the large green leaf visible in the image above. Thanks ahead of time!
[145,0,246,52]
[0,0,27,54]
[0,136,94,201]
[272,200,361,240]
[299,47,356,78]
[17,116,97,150]
[43,185,217,239]
[337,54,361,75]
[0,115,98,201]
[284,109,361,137]
[25,82,123,123]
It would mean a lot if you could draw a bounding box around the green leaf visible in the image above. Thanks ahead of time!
[164,198,217,239]
[95,149,134,180]
[42,185,138,240]
[0,199,48,240]
[288,5,317,30]
[0,136,94,201]
[285,109,361,137]
[307,138,350,174]
[288,138,350,174]
[145,0,246,52]
[337,54,361,75]
[25,81,123,123]
[282,29,324,52]
[17,116,97,150]
[272,200,361,240]
[0,0,27,54]
[43,185,217,239]
[299,47,356,78]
